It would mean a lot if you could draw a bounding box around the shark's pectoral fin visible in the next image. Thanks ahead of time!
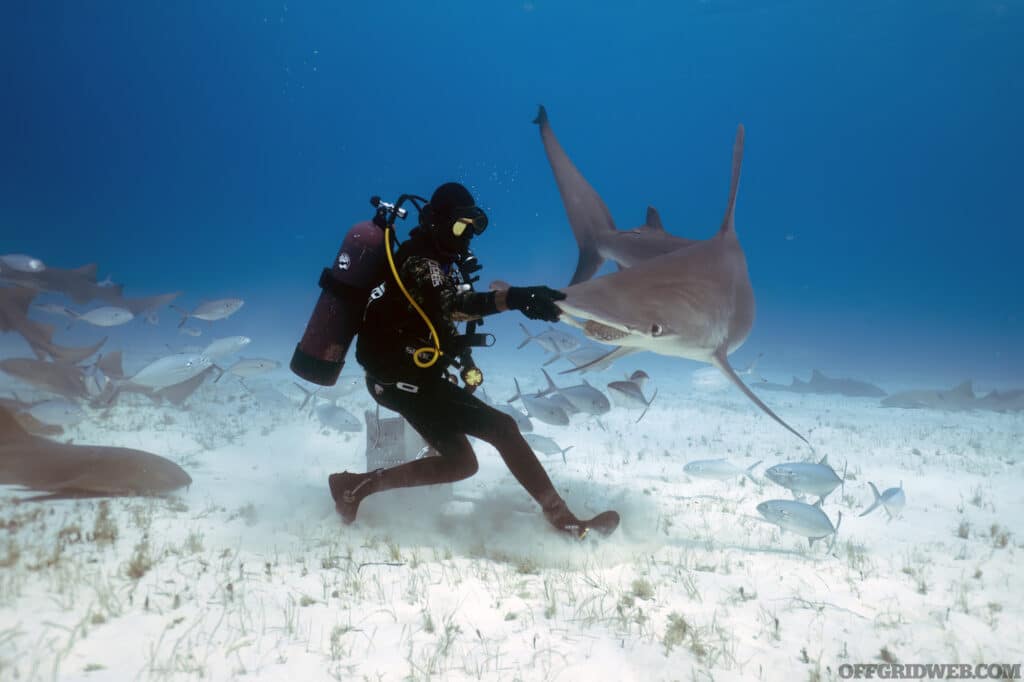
[559,346,639,374]
[711,349,809,445]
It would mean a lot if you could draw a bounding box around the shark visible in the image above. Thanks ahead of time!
[0,286,107,363]
[0,263,124,306]
[0,358,94,402]
[0,406,191,500]
[758,369,886,398]
[880,381,978,411]
[534,106,807,444]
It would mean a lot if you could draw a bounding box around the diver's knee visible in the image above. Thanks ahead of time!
[492,412,519,441]
[453,452,479,480]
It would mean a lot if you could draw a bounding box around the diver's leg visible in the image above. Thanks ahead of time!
[434,382,590,535]
[329,378,478,523]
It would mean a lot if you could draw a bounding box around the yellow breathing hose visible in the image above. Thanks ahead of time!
[384,227,442,368]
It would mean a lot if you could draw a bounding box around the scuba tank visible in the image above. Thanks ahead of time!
[290,220,386,386]
[290,195,427,386]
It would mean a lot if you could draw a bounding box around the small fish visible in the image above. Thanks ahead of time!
[495,404,533,432]
[523,433,573,463]
[479,388,533,432]
[130,353,213,390]
[517,323,559,354]
[315,403,361,432]
[543,325,581,354]
[757,499,842,549]
[26,399,86,427]
[179,326,203,337]
[859,481,905,521]
[172,298,245,327]
[628,370,649,388]
[97,275,117,288]
[202,335,251,360]
[540,369,610,416]
[691,354,764,392]
[32,303,75,318]
[216,358,280,381]
[764,455,846,504]
[508,378,569,426]
[683,458,761,483]
[562,345,621,373]
[606,375,658,423]
[68,306,134,328]
[0,254,46,273]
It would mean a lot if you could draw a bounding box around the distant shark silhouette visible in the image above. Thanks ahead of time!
[880,381,975,410]
[533,106,807,444]
[113,291,182,317]
[880,381,982,411]
[0,263,123,306]
[0,406,191,501]
[0,357,94,402]
[0,286,107,363]
[758,369,887,398]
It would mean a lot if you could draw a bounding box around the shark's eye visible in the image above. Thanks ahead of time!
[650,323,664,337]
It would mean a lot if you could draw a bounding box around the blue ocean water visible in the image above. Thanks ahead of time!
[2,1,1022,387]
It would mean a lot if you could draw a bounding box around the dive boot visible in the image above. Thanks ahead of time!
[328,470,379,525]
[544,501,620,540]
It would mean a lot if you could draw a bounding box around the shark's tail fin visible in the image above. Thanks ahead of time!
[50,336,107,365]
[508,378,524,405]
[744,459,762,485]
[95,350,125,380]
[636,387,658,424]
[541,352,563,367]
[170,304,189,328]
[711,349,808,445]
[718,124,745,237]
[859,482,883,518]
[517,323,535,350]
[828,510,843,553]
[540,369,559,396]
[0,406,31,443]
[293,382,316,409]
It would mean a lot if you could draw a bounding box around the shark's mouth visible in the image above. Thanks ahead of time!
[583,320,629,342]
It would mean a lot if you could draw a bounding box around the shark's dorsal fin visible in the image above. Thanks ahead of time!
[718,124,745,236]
[645,206,665,231]
[951,381,974,398]
[97,350,125,379]
[73,263,98,280]
[818,454,828,465]
[0,286,38,315]
[0,407,32,443]
[810,369,826,383]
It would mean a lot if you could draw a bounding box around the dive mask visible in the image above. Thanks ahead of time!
[450,206,488,237]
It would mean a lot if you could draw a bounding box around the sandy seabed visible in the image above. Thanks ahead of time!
[1,371,1021,682]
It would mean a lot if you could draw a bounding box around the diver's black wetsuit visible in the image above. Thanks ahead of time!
[348,227,566,514]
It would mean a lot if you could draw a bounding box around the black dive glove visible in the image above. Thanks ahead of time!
[506,286,566,322]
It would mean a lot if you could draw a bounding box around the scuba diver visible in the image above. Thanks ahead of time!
[328,182,619,539]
